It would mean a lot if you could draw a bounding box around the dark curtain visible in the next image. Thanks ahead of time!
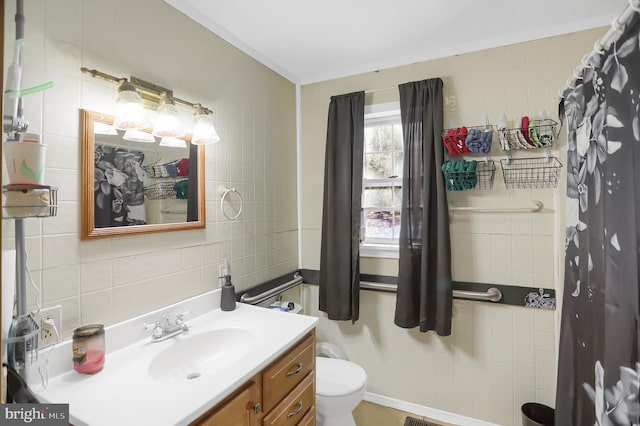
[186,143,198,222]
[319,91,365,322]
[394,78,452,335]
[556,16,640,425]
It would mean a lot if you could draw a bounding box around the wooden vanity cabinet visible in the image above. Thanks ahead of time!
[196,377,263,426]
[192,330,316,426]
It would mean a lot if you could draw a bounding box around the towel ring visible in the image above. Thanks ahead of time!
[218,185,243,220]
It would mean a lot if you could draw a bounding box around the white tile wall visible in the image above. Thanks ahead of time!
[300,27,607,425]
[2,0,298,337]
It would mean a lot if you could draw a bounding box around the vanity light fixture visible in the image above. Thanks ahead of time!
[114,80,147,130]
[159,137,187,148]
[192,104,220,145]
[153,92,184,138]
[123,129,155,143]
[81,67,219,145]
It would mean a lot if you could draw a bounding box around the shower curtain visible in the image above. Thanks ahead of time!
[557,16,640,425]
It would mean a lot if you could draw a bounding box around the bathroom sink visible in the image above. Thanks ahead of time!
[147,328,255,382]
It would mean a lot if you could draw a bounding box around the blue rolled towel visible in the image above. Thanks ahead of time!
[478,130,492,153]
[465,129,492,153]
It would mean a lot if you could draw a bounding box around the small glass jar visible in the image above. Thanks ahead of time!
[72,324,105,374]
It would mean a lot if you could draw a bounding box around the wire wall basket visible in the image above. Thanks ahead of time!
[443,160,496,191]
[442,125,494,155]
[2,184,59,219]
[498,119,558,151]
[145,182,177,200]
[500,157,562,189]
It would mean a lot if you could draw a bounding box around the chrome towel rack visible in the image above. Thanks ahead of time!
[449,200,543,214]
[240,272,303,305]
[240,273,502,305]
[360,281,503,302]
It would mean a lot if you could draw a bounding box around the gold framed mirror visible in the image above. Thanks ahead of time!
[81,109,205,239]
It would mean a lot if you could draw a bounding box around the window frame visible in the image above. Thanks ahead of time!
[360,102,402,259]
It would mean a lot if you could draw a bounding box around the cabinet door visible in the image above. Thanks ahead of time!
[196,380,262,426]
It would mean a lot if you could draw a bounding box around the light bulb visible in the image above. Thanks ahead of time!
[153,93,184,138]
[191,106,220,145]
[113,81,147,130]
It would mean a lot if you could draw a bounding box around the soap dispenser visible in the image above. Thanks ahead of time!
[220,261,236,311]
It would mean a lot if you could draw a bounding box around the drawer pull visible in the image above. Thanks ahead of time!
[286,362,302,377]
[253,403,261,414]
[287,401,303,418]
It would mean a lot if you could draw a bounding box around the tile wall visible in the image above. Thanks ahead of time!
[1,0,298,337]
[300,27,607,425]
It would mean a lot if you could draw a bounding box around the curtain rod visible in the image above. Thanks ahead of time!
[560,0,640,97]
[365,86,396,94]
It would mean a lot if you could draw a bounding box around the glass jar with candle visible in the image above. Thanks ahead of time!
[72,324,105,374]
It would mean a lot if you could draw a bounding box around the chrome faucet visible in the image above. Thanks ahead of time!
[144,311,190,342]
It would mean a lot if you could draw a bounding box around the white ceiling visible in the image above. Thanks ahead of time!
[165,0,625,85]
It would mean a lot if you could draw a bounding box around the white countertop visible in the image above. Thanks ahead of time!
[32,291,317,426]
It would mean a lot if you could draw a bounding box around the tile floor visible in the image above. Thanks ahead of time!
[353,401,453,426]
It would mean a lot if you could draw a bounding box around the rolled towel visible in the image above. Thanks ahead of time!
[465,129,492,153]
[528,121,541,147]
[479,130,492,153]
[515,129,532,149]
[442,129,459,155]
[463,160,478,189]
[456,127,470,154]
[498,127,510,151]
[538,122,554,146]
[465,129,481,152]
[520,116,536,147]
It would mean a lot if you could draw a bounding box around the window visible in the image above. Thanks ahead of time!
[360,102,402,258]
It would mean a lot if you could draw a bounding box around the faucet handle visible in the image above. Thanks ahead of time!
[144,320,164,338]
[176,310,191,321]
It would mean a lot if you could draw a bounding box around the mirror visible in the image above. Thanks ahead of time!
[81,109,205,239]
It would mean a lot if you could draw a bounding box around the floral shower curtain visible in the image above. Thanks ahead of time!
[557,16,640,425]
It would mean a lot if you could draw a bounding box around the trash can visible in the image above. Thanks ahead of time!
[521,403,555,426]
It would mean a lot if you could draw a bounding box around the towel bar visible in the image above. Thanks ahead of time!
[360,281,503,302]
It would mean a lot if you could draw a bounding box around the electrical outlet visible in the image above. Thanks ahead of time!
[35,305,62,348]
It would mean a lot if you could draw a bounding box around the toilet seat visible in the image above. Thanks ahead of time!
[316,357,367,397]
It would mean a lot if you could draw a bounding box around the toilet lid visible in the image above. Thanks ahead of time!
[316,357,367,397]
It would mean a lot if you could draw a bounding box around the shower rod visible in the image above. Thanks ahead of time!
[560,0,640,95]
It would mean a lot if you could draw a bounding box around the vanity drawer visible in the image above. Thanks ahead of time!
[297,405,316,426]
[263,372,314,426]
[262,332,315,412]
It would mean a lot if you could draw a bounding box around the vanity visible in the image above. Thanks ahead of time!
[31,291,318,426]
[194,331,316,425]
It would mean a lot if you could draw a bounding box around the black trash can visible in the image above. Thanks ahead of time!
[521,403,555,426]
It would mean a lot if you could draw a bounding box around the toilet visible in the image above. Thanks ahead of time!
[315,342,367,426]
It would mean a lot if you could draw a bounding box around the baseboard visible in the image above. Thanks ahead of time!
[364,392,498,426]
